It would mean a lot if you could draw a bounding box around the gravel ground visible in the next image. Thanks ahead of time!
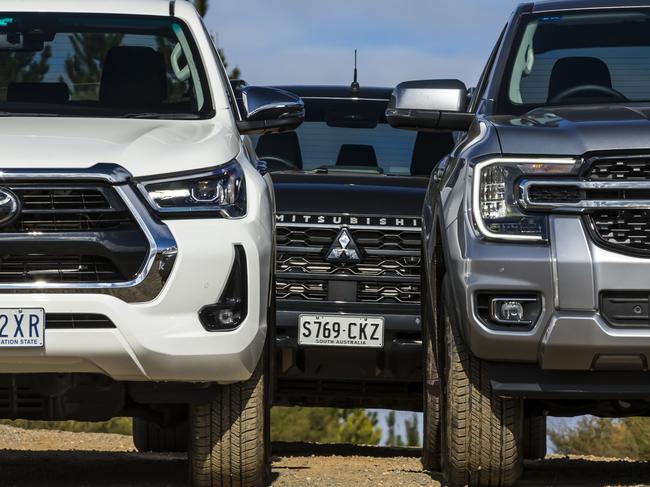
[1,425,650,486]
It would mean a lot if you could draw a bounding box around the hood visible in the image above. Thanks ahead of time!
[489,104,650,156]
[271,172,428,217]
[0,116,240,177]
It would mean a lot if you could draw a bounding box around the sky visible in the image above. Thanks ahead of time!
[204,0,523,89]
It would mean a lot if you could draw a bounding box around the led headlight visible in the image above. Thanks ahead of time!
[472,158,576,241]
[138,160,246,218]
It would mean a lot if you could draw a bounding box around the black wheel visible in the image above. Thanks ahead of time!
[441,279,524,487]
[132,418,188,453]
[188,349,270,487]
[422,272,442,472]
[523,415,547,461]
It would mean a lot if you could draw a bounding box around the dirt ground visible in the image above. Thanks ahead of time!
[1,425,650,487]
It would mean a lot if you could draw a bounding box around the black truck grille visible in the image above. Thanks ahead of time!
[276,219,421,304]
[0,183,148,284]
[589,209,650,254]
[277,227,420,252]
[582,157,650,256]
[587,158,650,180]
[277,254,421,277]
[0,255,121,283]
[527,185,582,203]
[7,186,133,233]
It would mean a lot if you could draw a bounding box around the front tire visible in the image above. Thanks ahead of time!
[422,274,442,472]
[442,284,524,487]
[189,351,269,487]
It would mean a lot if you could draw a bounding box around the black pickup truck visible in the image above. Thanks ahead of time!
[249,85,454,410]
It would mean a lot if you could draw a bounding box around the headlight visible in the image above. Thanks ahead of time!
[138,160,246,218]
[472,158,576,241]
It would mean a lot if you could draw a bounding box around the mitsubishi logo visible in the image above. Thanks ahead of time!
[326,228,362,263]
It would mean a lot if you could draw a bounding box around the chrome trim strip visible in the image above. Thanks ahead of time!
[0,167,178,303]
[276,223,422,231]
[0,164,131,184]
[520,179,650,211]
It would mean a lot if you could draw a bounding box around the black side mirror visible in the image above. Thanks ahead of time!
[236,86,305,135]
[386,79,474,132]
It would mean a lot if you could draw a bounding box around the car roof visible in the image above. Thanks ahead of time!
[274,85,393,101]
[0,0,189,16]
[533,0,650,12]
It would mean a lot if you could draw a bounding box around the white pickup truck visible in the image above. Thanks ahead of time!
[0,1,303,485]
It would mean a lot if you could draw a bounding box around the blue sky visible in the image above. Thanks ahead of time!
[204,0,523,88]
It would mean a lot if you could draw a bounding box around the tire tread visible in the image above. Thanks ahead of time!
[444,302,523,487]
[189,356,267,487]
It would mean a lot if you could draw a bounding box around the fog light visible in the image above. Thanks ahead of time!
[199,246,247,332]
[500,301,524,322]
[488,296,541,327]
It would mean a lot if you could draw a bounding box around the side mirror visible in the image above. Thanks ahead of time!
[386,80,474,132]
[237,86,305,135]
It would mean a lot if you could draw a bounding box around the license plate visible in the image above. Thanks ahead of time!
[0,309,45,348]
[298,315,384,348]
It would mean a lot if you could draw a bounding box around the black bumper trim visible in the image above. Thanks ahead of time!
[487,362,650,399]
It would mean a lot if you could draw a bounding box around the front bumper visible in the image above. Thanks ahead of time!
[275,302,422,410]
[448,214,650,372]
[0,217,271,383]
[0,163,273,384]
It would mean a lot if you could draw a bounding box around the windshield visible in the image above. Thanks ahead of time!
[500,10,650,114]
[0,13,212,119]
[252,97,454,176]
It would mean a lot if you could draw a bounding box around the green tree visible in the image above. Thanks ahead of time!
[549,417,650,460]
[337,409,382,446]
[387,410,397,446]
[271,407,381,446]
[0,47,52,96]
[386,410,404,447]
[63,33,124,99]
[404,413,421,447]
[193,0,209,17]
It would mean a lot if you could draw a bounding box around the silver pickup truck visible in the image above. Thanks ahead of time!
[389,1,650,485]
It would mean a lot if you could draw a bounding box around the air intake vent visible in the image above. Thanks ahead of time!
[46,314,116,329]
[0,255,123,283]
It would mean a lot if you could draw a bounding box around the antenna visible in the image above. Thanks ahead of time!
[350,49,360,94]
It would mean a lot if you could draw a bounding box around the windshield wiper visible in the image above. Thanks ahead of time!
[119,112,200,120]
[0,112,63,117]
